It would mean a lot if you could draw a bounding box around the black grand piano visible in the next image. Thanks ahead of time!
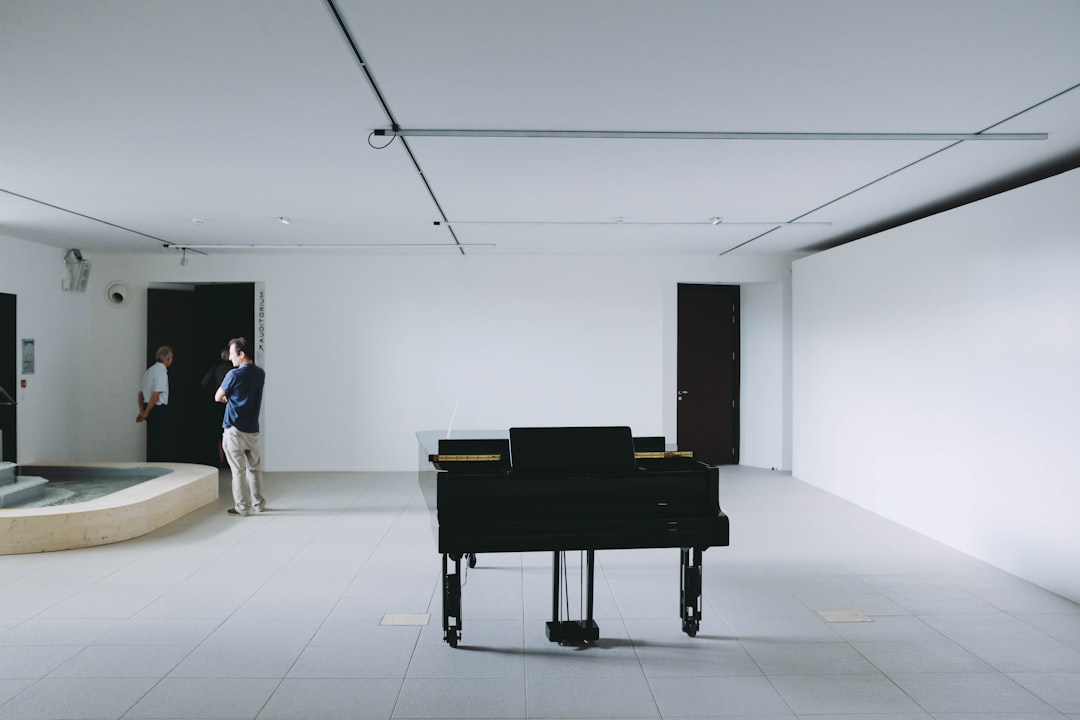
[431,426,729,647]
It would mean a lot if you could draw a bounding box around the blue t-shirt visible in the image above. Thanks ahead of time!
[220,363,265,433]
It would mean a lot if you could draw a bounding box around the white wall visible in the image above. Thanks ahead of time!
[793,168,1080,603]
[740,281,789,470]
[1,249,790,470]
[0,238,81,461]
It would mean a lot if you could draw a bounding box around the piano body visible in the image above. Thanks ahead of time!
[431,426,729,647]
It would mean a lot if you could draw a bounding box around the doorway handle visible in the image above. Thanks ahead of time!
[677,390,689,401]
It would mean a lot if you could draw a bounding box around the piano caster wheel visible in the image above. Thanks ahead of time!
[446,630,459,647]
[467,553,477,569]
[683,620,699,637]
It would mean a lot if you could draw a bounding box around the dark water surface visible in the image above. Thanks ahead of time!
[11,465,171,508]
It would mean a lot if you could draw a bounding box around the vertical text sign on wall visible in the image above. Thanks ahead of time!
[255,282,266,367]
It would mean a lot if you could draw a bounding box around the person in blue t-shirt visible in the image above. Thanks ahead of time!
[215,337,267,516]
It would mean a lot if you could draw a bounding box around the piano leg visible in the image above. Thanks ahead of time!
[546,550,600,644]
[442,553,462,647]
[680,548,703,637]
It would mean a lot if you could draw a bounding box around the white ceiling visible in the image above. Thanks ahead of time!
[2,0,1079,259]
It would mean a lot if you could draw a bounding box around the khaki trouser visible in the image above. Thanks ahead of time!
[224,426,264,512]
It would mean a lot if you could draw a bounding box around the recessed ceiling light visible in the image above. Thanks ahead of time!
[710,217,723,225]
[191,217,205,225]
[275,216,291,225]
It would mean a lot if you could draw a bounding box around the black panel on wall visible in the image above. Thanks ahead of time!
[1,293,16,462]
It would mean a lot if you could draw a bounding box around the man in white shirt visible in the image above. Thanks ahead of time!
[137,345,173,461]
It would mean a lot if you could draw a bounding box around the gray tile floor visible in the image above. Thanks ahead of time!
[1,466,1078,719]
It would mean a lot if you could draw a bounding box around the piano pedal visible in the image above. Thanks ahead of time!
[546,620,600,644]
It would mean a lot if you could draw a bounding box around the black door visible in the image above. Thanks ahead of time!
[676,284,739,465]
[1,293,15,462]
[147,284,254,464]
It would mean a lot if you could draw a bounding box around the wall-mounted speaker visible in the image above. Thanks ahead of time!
[104,281,130,307]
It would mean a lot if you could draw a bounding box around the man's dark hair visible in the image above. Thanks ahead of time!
[229,337,250,358]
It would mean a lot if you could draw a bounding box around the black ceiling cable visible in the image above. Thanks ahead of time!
[322,0,466,255]
[719,79,1080,257]
[0,186,173,250]
[367,131,397,150]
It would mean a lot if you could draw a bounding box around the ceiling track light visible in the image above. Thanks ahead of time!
[375,128,1047,141]
[275,216,291,225]
[163,244,207,257]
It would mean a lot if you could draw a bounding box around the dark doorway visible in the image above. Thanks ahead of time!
[676,284,739,465]
[146,284,255,464]
[1,293,15,462]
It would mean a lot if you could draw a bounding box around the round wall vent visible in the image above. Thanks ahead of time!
[104,281,130,307]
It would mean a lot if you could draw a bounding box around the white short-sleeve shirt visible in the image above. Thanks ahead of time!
[141,361,169,406]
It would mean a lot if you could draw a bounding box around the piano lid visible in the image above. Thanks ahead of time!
[509,426,638,474]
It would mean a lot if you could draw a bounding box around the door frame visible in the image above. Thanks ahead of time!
[675,283,740,465]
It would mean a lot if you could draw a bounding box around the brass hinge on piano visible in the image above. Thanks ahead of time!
[429,450,694,470]
[428,453,502,470]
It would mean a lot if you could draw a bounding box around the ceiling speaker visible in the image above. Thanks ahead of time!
[104,281,130,307]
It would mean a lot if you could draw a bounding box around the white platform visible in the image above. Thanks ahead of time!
[0,474,47,507]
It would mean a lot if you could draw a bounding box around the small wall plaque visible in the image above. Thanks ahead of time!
[21,339,35,374]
